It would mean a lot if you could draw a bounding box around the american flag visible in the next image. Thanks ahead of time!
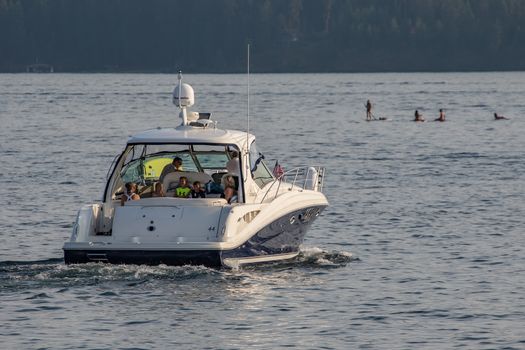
[273,160,284,179]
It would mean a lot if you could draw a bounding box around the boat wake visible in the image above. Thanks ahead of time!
[0,259,217,292]
[0,247,355,292]
[296,247,356,267]
[231,247,356,271]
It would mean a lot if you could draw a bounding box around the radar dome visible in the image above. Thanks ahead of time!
[173,83,194,108]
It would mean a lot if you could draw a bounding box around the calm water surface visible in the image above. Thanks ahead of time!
[1,73,524,349]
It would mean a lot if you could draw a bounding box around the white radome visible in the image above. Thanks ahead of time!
[173,83,194,108]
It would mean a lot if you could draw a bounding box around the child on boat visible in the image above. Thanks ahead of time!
[191,181,206,198]
[174,177,191,198]
[151,182,165,197]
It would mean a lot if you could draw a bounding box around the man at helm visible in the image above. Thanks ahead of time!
[159,157,183,182]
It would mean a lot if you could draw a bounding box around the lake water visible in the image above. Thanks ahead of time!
[1,72,524,349]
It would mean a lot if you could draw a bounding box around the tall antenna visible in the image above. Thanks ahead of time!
[245,44,251,183]
[246,44,250,149]
[178,70,182,108]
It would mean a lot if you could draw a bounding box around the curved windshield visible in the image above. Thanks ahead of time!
[119,143,238,184]
[120,145,197,183]
[249,142,274,188]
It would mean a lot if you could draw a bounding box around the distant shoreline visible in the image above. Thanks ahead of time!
[3,0,525,77]
[2,69,525,74]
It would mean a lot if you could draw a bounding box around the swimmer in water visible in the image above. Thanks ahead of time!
[494,113,509,120]
[414,110,425,122]
[435,109,446,122]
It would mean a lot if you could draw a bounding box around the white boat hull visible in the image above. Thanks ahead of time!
[63,204,327,267]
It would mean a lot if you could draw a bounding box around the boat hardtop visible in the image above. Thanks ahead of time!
[128,126,254,146]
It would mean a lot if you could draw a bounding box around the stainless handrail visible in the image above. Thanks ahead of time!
[259,166,325,203]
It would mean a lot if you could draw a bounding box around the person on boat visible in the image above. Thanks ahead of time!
[221,156,240,192]
[365,100,373,121]
[223,186,237,204]
[151,182,165,197]
[414,110,425,122]
[191,181,206,198]
[221,175,237,203]
[120,182,140,206]
[494,113,509,120]
[228,150,239,160]
[174,176,191,198]
[221,174,236,191]
[159,156,183,182]
[435,109,446,122]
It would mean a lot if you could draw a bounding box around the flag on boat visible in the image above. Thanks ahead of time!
[273,160,284,178]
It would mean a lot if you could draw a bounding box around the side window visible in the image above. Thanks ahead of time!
[121,161,143,183]
[120,145,145,183]
[249,142,274,188]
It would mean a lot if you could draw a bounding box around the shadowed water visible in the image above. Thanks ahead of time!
[1,72,524,349]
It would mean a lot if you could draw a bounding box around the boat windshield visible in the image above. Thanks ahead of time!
[250,141,274,188]
[120,144,237,184]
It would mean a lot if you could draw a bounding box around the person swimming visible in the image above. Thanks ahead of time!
[414,110,425,122]
[435,109,446,122]
[494,113,509,120]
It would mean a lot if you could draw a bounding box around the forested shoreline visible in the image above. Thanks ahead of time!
[1,0,525,73]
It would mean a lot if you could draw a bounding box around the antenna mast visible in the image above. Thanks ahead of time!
[245,44,251,183]
[173,70,194,126]
[246,44,250,147]
[178,71,187,125]
[178,70,182,109]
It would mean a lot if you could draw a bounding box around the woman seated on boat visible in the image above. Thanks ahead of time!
[220,155,240,191]
[223,186,237,204]
[151,182,165,197]
[221,175,237,203]
[174,176,191,198]
[120,182,140,206]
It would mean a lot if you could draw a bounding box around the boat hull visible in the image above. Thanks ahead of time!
[63,205,326,268]
[64,249,222,266]
[220,205,325,267]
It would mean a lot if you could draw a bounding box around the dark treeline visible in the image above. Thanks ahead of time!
[1,0,525,72]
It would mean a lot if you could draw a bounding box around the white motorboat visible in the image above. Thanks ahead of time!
[63,74,328,268]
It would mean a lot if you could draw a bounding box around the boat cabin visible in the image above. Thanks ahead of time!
[104,127,275,205]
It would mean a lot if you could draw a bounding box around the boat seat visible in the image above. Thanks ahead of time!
[162,171,213,192]
[124,197,227,206]
[211,172,227,184]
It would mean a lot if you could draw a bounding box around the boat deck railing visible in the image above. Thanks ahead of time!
[259,166,325,203]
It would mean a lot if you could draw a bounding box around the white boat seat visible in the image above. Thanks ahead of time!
[211,172,226,184]
[162,171,213,192]
[124,197,227,206]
